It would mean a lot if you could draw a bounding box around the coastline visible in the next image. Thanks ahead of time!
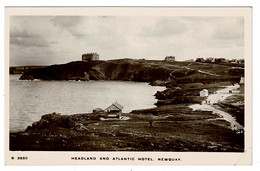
[9,60,244,151]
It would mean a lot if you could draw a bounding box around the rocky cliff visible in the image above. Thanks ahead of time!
[19,59,241,84]
[19,59,175,82]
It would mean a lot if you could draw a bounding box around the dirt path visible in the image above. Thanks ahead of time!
[197,70,220,77]
[189,84,243,131]
[172,65,220,77]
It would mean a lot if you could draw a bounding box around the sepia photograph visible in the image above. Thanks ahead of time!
[5,7,252,165]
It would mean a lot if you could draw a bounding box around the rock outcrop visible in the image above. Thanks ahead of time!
[26,112,90,131]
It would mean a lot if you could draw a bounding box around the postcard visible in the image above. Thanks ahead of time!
[5,7,252,165]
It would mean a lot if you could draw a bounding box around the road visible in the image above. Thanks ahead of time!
[189,84,243,131]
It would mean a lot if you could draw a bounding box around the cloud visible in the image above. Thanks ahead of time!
[9,16,245,66]
[213,30,243,40]
[10,45,56,66]
[212,18,243,39]
[50,16,128,50]
[50,16,82,29]
[50,16,86,39]
[49,40,58,44]
[140,18,187,37]
[176,17,244,50]
[10,29,50,47]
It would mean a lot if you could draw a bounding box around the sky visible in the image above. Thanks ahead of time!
[10,16,244,66]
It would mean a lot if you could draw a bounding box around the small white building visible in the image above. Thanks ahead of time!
[200,89,209,97]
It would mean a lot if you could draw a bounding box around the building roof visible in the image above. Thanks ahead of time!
[105,102,124,111]
[200,89,208,92]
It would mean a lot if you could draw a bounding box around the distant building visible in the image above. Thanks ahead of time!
[229,59,238,63]
[238,59,245,63]
[239,76,244,94]
[165,56,175,62]
[200,89,209,97]
[205,57,215,63]
[105,102,124,118]
[215,58,226,63]
[82,53,99,62]
[195,58,205,62]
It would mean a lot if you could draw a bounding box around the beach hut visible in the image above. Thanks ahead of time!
[200,89,209,97]
[105,102,124,118]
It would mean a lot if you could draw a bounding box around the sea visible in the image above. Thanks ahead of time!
[9,74,166,132]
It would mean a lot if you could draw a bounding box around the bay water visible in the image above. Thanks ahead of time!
[10,74,165,131]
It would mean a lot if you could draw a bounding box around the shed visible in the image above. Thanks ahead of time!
[105,102,124,118]
[200,89,208,97]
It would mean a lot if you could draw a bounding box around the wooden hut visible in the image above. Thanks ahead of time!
[105,102,124,118]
